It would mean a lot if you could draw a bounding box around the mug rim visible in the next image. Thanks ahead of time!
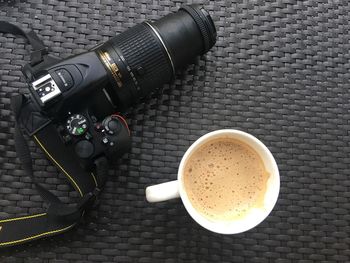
[178,129,280,234]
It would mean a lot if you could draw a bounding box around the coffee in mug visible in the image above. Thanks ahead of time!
[183,138,270,221]
[146,130,280,234]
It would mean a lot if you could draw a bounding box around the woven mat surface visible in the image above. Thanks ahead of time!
[1,0,349,262]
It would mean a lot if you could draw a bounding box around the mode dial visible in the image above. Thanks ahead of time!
[66,114,88,136]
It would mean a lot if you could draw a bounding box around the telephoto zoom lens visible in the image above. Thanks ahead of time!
[97,4,216,108]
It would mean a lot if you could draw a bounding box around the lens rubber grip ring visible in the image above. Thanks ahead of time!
[100,23,173,103]
[180,5,214,54]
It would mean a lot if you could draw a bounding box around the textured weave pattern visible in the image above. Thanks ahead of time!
[0,0,349,262]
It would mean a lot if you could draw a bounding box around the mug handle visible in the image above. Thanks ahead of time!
[145,180,180,202]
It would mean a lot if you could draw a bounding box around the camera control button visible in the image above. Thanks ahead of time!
[102,137,109,145]
[85,132,93,140]
[62,134,72,144]
[107,119,121,132]
[106,129,114,135]
[91,115,98,123]
[94,123,103,131]
[66,114,88,136]
[75,140,94,159]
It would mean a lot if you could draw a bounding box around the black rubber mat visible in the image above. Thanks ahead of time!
[0,0,349,262]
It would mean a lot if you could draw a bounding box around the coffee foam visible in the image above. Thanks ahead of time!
[183,138,270,221]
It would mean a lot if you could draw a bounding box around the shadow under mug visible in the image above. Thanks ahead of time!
[146,129,280,234]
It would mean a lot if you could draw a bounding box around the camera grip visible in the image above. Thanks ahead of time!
[145,180,180,203]
[34,124,98,196]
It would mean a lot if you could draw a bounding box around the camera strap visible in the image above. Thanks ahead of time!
[0,21,48,66]
[0,22,109,247]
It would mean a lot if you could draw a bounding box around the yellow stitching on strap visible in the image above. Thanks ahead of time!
[91,172,98,187]
[0,223,76,246]
[0,213,46,223]
[33,135,83,197]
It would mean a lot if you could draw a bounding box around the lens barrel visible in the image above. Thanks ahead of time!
[97,23,173,108]
[97,4,216,108]
[152,4,217,69]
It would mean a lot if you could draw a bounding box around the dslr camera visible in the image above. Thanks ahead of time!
[24,4,216,169]
[0,4,216,247]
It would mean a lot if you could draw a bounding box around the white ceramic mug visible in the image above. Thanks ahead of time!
[145,129,280,234]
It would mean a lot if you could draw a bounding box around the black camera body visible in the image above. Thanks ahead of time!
[0,5,216,247]
[56,111,131,170]
[26,52,131,170]
[23,4,216,171]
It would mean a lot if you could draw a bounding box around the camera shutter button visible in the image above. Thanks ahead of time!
[102,117,121,133]
[107,120,120,132]
[75,140,94,159]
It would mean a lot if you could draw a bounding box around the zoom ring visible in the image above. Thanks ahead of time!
[108,23,173,98]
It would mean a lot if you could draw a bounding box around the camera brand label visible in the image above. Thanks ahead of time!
[99,51,123,88]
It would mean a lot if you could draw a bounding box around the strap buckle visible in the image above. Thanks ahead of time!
[46,187,101,223]
[30,48,48,66]
[78,187,101,211]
